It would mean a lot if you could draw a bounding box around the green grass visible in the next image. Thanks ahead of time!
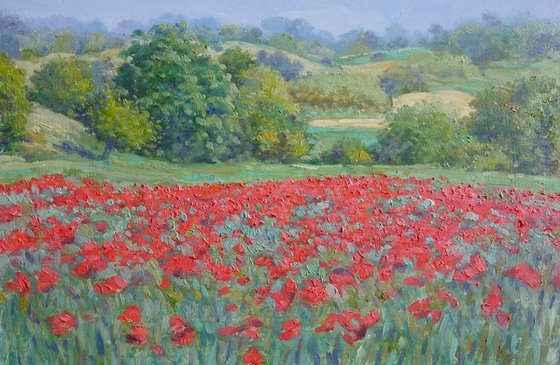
[2,149,560,193]
[308,127,378,150]
[485,59,560,83]
[338,48,431,65]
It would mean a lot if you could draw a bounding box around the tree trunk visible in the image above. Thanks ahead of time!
[102,140,114,161]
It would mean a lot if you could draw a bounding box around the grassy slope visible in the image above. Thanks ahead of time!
[216,41,329,76]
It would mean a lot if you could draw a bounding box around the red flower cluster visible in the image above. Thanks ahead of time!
[0,174,559,361]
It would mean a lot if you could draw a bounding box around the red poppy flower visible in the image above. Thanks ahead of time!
[225,304,238,312]
[151,345,164,356]
[218,325,248,336]
[279,319,300,340]
[496,310,511,327]
[504,262,542,288]
[118,305,141,323]
[481,283,502,316]
[94,275,128,294]
[125,325,148,346]
[243,346,265,365]
[5,272,31,296]
[37,267,60,292]
[300,279,328,306]
[46,311,78,335]
[436,290,459,308]
[157,277,170,289]
[96,221,108,233]
[169,316,196,346]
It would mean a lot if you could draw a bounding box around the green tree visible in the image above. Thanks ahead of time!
[238,66,308,161]
[218,46,257,86]
[115,22,241,162]
[218,24,247,42]
[89,91,155,160]
[467,77,560,173]
[31,57,96,116]
[376,102,468,166]
[0,54,29,151]
[449,22,517,73]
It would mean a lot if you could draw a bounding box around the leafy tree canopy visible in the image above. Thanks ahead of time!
[115,22,241,163]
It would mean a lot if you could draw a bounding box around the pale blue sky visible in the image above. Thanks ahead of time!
[1,0,559,34]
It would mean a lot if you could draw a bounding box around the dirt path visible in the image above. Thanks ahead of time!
[309,118,386,129]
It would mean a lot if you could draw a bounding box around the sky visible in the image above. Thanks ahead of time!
[2,0,559,35]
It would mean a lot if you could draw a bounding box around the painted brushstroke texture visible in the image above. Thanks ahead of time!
[0,175,559,363]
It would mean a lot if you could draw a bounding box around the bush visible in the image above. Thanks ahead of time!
[290,73,392,116]
[87,91,155,160]
[0,54,29,151]
[320,138,373,165]
[256,50,303,81]
[30,57,97,116]
[378,64,428,96]
[238,66,308,162]
[375,102,468,166]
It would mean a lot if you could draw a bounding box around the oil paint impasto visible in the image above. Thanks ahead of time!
[1,1,560,364]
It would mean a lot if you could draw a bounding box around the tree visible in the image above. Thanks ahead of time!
[376,102,467,166]
[218,47,257,86]
[467,77,560,174]
[218,24,247,42]
[30,57,97,116]
[89,91,155,160]
[115,22,241,163]
[449,22,517,73]
[238,66,308,161]
[0,54,29,151]
[0,34,21,58]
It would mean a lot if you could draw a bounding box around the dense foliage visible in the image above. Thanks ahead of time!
[89,91,155,160]
[116,22,241,163]
[0,54,29,151]
[218,47,257,86]
[30,57,97,116]
[467,77,560,174]
[375,102,468,166]
[320,137,373,165]
[238,66,308,161]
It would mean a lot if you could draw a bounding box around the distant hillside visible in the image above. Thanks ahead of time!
[215,41,330,76]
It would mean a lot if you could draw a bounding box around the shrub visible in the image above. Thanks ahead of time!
[290,73,392,116]
[320,137,373,165]
[378,64,428,96]
[256,50,303,81]
[87,91,155,160]
[376,102,468,166]
[238,66,308,162]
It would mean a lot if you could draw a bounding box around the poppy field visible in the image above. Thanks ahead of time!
[0,174,559,364]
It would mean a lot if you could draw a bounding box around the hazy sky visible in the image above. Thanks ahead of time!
[2,0,559,34]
